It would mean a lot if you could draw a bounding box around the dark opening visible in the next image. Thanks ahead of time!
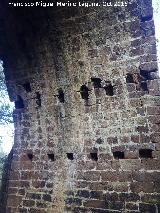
[91,77,102,88]
[126,73,135,83]
[140,81,148,92]
[96,138,103,144]
[90,153,98,161]
[140,70,152,80]
[67,153,74,160]
[15,95,24,109]
[36,92,41,107]
[27,153,33,161]
[139,149,153,158]
[22,82,31,92]
[104,83,114,96]
[48,154,55,161]
[113,151,124,159]
[58,89,65,103]
[141,15,153,22]
[80,85,89,100]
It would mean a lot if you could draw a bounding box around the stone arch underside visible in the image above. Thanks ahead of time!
[0,0,160,213]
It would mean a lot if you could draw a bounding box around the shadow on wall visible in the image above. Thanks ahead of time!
[0,150,13,213]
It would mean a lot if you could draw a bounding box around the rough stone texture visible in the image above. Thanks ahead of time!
[0,151,13,212]
[0,0,160,212]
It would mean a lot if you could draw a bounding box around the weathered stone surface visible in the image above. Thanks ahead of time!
[0,0,159,212]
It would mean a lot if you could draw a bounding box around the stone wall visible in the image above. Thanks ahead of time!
[0,154,6,187]
[0,150,13,213]
[0,0,160,212]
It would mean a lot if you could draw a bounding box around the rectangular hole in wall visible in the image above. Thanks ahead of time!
[27,153,33,161]
[80,85,89,100]
[140,81,149,92]
[58,88,65,103]
[91,77,102,88]
[90,153,98,161]
[139,149,153,158]
[113,151,124,159]
[141,14,153,22]
[126,73,135,83]
[140,70,153,80]
[36,92,41,107]
[48,154,55,161]
[104,82,114,96]
[67,153,74,160]
[15,95,24,109]
[22,82,31,92]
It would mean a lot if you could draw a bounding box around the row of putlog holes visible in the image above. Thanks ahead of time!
[15,71,152,109]
[26,149,153,162]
